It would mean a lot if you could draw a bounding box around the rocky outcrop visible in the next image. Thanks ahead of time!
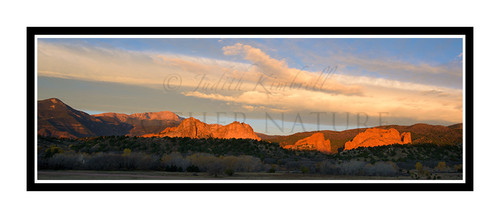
[344,128,411,150]
[143,117,261,140]
[282,132,332,153]
[401,132,412,144]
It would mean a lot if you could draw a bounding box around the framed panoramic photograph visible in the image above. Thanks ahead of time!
[27,27,473,191]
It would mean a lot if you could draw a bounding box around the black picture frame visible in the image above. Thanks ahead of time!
[27,27,473,191]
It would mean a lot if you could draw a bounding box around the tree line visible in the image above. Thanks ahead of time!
[37,136,463,177]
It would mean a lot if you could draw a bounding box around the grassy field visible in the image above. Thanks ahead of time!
[38,170,463,180]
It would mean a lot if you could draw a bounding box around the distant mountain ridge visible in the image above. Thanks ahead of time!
[93,111,183,136]
[38,98,182,138]
[37,98,259,140]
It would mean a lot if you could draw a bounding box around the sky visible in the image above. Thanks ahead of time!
[37,37,464,135]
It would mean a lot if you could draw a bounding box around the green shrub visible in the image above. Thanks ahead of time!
[44,145,64,158]
[122,148,132,157]
[435,161,447,171]
[300,166,310,174]
[416,162,423,173]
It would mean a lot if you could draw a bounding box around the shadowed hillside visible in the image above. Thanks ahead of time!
[38,98,133,138]
[38,98,183,138]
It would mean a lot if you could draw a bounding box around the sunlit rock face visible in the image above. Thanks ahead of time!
[344,128,412,150]
[282,132,332,153]
[143,117,261,141]
[401,132,412,144]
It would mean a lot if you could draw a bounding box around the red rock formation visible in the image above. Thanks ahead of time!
[401,132,412,144]
[143,117,261,140]
[282,132,332,153]
[344,128,412,150]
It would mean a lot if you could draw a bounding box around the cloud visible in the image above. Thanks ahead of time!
[298,49,463,89]
[38,42,173,86]
[420,89,450,97]
[38,40,463,124]
[184,86,463,123]
[38,41,250,89]
[335,54,463,77]
[222,43,363,95]
[223,43,289,77]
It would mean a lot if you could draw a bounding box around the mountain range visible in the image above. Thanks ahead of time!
[37,98,463,153]
[38,98,182,138]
